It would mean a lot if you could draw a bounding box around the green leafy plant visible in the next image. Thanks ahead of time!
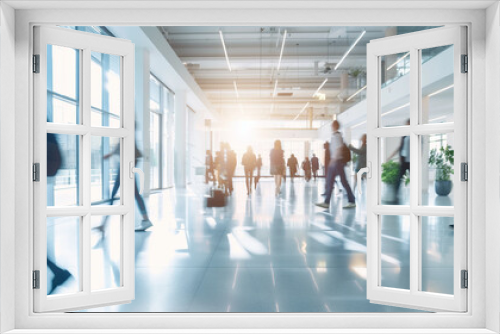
[348,67,366,78]
[428,145,454,181]
[381,160,400,185]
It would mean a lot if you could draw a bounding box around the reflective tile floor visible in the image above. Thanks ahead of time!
[73,178,453,312]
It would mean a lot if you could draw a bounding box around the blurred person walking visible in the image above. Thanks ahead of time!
[387,119,411,203]
[205,150,214,184]
[104,142,153,231]
[316,120,356,209]
[349,134,367,192]
[270,140,285,196]
[311,153,319,180]
[302,157,312,182]
[287,154,299,181]
[242,146,257,195]
[255,154,262,189]
[226,144,237,196]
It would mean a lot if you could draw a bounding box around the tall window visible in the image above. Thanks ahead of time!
[48,26,121,205]
[149,75,173,189]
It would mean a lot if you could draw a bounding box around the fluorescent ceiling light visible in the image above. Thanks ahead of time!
[273,80,279,97]
[429,115,446,122]
[352,120,366,129]
[335,30,366,70]
[233,81,239,99]
[346,85,367,102]
[382,102,410,117]
[428,84,454,97]
[219,30,232,72]
[387,52,410,71]
[293,102,310,121]
[313,78,328,97]
[277,30,287,73]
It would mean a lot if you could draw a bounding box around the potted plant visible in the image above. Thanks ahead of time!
[428,145,454,196]
[381,160,400,203]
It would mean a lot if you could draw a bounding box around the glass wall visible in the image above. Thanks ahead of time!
[149,74,174,190]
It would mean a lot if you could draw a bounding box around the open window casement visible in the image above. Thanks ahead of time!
[33,26,137,312]
[365,26,467,312]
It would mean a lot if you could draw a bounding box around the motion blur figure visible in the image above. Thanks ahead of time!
[270,140,285,197]
[302,157,312,182]
[349,134,367,192]
[242,146,257,195]
[287,154,299,181]
[311,153,319,180]
[255,154,262,189]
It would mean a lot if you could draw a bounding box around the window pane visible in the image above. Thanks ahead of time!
[47,45,80,124]
[421,45,454,124]
[380,137,410,205]
[47,216,80,295]
[91,215,121,291]
[421,216,454,295]
[47,134,80,207]
[91,51,121,128]
[420,134,454,206]
[380,52,410,127]
[91,136,121,205]
[380,215,410,290]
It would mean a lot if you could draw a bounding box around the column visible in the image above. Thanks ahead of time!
[422,96,430,193]
[384,27,398,82]
[174,89,187,188]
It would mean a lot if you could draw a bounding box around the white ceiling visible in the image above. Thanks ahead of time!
[162,26,433,123]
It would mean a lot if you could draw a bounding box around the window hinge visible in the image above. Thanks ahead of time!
[461,54,468,73]
[33,270,40,289]
[33,54,40,73]
[461,162,468,181]
[461,270,468,289]
[33,163,40,182]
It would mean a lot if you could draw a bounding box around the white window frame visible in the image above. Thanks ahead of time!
[365,26,468,312]
[1,2,497,333]
[33,25,136,312]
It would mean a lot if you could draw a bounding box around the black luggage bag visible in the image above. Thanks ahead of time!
[207,188,226,207]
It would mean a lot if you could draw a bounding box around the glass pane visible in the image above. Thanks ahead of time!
[47,134,80,207]
[421,216,454,294]
[380,215,410,290]
[47,45,80,124]
[47,216,80,295]
[150,112,161,189]
[380,137,410,205]
[90,51,121,128]
[420,134,454,206]
[91,136,121,205]
[91,215,121,291]
[380,52,410,127]
[421,45,454,124]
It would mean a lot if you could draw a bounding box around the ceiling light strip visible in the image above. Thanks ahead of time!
[312,78,328,97]
[381,102,410,117]
[387,52,410,71]
[428,84,454,97]
[277,30,288,73]
[346,85,367,102]
[219,30,232,72]
[233,81,239,99]
[293,102,310,121]
[335,30,366,71]
[273,80,279,97]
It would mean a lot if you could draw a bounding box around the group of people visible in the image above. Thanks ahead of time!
[285,153,320,182]
[205,142,262,196]
[205,120,370,204]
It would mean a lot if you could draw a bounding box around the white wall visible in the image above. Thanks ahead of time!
[485,2,500,332]
[0,2,16,332]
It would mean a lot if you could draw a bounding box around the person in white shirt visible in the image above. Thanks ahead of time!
[316,120,356,209]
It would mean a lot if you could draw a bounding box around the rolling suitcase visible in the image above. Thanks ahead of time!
[207,187,226,207]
